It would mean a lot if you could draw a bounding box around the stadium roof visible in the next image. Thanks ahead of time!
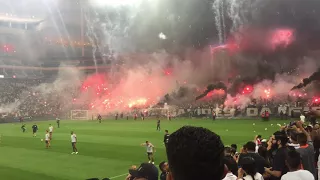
[0,15,44,23]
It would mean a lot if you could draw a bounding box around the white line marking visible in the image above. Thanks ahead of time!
[109,173,128,179]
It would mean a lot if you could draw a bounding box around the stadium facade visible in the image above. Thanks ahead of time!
[0,1,111,80]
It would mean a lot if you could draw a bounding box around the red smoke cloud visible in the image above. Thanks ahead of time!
[210,27,295,54]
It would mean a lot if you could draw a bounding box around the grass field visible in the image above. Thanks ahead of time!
[0,118,291,180]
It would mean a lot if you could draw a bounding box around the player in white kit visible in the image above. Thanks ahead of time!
[71,131,78,154]
[141,141,155,164]
[45,130,50,149]
[48,124,54,140]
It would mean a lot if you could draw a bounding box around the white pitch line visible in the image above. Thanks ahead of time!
[109,173,128,179]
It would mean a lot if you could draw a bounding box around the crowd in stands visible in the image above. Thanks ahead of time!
[0,79,80,119]
[121,119,319,180]
[0,76,313,122]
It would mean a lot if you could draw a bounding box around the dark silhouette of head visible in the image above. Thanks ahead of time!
[297,133,308,146]
[274,131,288,147]
[289,130,298,143]
[159,161,169,173]
[166,126,225,180]
[286,150,301,171]
[239,157,256,180]
[245,141,256,152]
[224,147,232,156]
[258,146,268,160]
[231,144,237,150]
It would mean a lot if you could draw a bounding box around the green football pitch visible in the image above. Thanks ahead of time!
[0,118,291,180]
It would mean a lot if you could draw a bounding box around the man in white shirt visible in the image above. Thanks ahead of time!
[222,157,237,180]
[141,141,155,164]
[71,131,78,154]
[281,150,314,180]
[223,172,237,180]
[45,130,50,149]
[48,124,54,140]
[300,113,305,123]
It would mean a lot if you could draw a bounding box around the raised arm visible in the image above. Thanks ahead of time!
[296,121,312,142]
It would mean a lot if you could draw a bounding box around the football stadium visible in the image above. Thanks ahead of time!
[0,0,320,180]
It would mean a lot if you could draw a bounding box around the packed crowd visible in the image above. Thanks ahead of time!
[121,119,318,180]
[0,77,312,121]
[0,79,80,119]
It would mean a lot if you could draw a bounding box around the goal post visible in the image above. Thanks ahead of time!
[71,110,89,120]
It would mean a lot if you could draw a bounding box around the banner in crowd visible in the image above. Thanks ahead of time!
[147,106,320,117]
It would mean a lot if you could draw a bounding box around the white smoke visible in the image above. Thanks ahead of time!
[0,65,84,115]
[33,65,83,95]
[0,100,21,114]
[213,0,224,43]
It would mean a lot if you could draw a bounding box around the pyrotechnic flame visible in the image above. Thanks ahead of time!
[264,89,271,98]
[128,98,147,108]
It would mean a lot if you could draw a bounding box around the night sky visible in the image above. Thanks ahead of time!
[130,0,320,51]
[128,0,320,91]
[2,0,320,55]
[1,0,320,81]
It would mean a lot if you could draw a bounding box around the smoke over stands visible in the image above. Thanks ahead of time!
[46,0,320,110]
[1,0,320,115]
[196,82,227,101]
[292,69,320,90]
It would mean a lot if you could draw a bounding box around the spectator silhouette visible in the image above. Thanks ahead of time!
[166,126,226,180]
